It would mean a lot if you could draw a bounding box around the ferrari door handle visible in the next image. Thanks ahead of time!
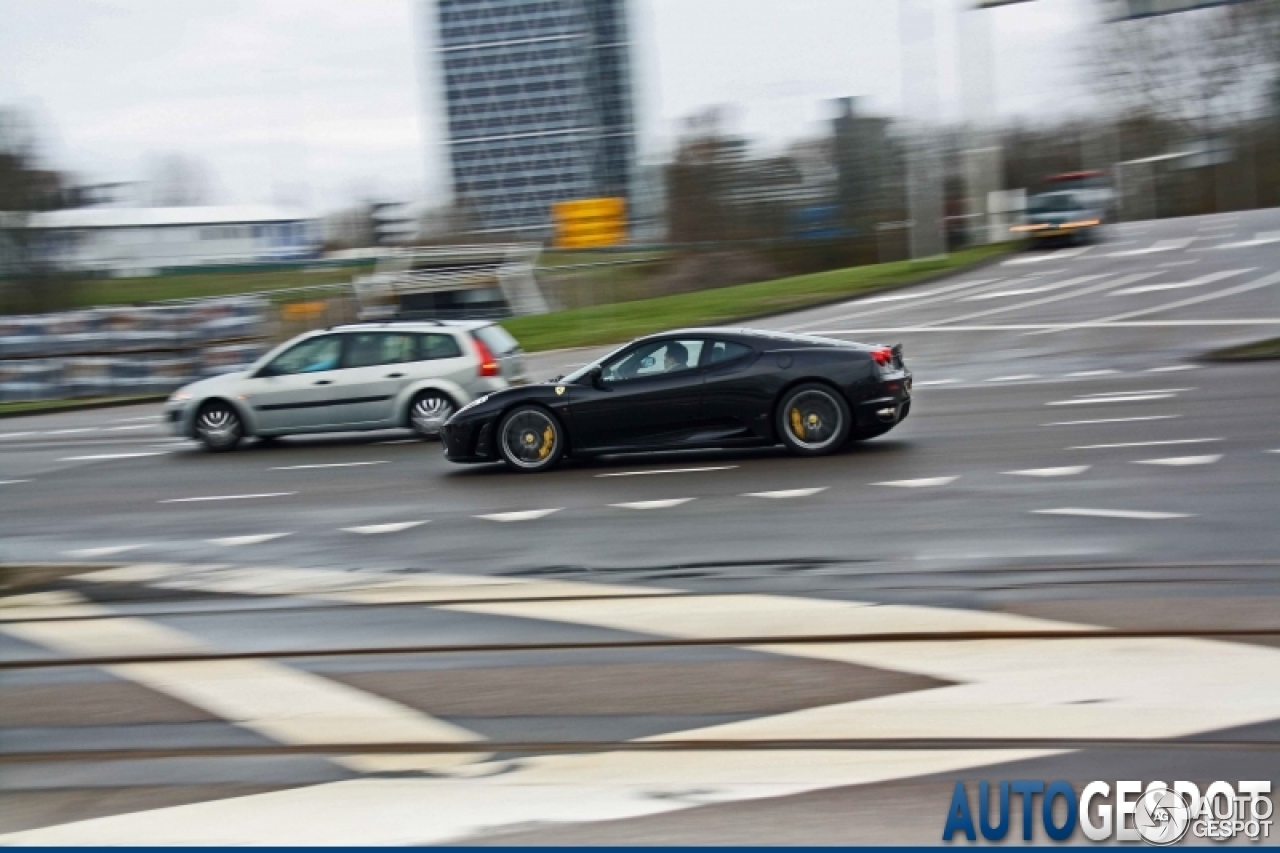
[313,379,332,385]
[385,372,405,378]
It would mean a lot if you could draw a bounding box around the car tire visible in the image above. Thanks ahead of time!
[496,405,565,473]
[776,383,851,457]
[409,390,456,439]
[194,400,243,452]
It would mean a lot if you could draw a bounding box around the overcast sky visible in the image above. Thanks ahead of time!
[0,0,1097,212]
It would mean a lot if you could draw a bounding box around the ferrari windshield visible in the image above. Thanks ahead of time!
[561,342,633,383]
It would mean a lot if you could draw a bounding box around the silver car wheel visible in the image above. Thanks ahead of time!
[195,403,242,451]
[410,393,456,437]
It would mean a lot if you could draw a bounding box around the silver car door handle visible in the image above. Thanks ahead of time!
[314,379,332,385]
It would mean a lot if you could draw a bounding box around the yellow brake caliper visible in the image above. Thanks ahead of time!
[789,408,805,440]
[537,425,555,459]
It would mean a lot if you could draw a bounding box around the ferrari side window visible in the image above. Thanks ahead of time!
[603,339,705,382]
[707,341,751,365]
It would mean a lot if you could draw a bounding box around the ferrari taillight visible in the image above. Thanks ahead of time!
[870,347,893,367]
[472,335,500,377]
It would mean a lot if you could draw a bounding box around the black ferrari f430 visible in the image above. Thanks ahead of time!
[440,328,911,472]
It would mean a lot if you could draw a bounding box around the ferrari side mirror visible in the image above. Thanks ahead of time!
[588,365,605,388]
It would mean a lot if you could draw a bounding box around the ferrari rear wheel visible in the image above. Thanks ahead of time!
[497,406,564,472]
[777,383,850,456]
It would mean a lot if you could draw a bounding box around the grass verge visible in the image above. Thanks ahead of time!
[1204,337,1280,362]
[502,243,1011,352]
[0,395,166,418]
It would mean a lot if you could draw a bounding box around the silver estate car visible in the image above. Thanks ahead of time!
[166,321,526,450]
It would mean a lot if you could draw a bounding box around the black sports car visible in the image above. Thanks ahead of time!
[439,327,911,472]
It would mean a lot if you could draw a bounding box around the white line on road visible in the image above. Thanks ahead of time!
[46,428,96,435]
[811,320,1280,334]
[743,488,829,499]
[1146,364,1200,373]
[0,479,31,485]
[0,432,35,440]
[1065,369,1120,377]
[476,509,562,522]
[64,544,147,558]
[342,521,430,535]
[374,439,421,445]
[1045,393,1178,406]
[1132,454,1222,467]
[160,492,296,503]
[1214,231,1280,249]
[609,498,695,510]
[271,461,388,471]
[596,466,738,478]
[871,476,958,488]
[986,374,1039,382]
[1043,415,1181,426]
[1005,466,1090,477]
[208,533,293,546]
[59,451,170,461]
[914,379,960,386]
[105,423,164,432]
[1033,507,1194,520]
[1158,259,1200,267]
[1107,238,1193,257]
[1069,438,1222,450]
[1110,269,1253,296]
[110,415,163,423]
[1075,387,1192,396]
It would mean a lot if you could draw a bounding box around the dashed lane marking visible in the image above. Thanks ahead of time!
[743,488,828,499]
[871,476,958,488]
[1107,238,1193,257]
[1132,454,1223,467]
[1214,231,1280,249]
[0,432,35,440]
[1065,369,1120,377]
[0,479,31,485]
[342,521,430,535]
[160,492,296,504]
[609,498,696,510]
[476,509,562,522]
[1068,438,1222,450]
[986,374,1039,382]
[1076,387,1193,396]
[207,533,293,547]
[1033,507,1194,520]
[1109,269,1254,296]
[914,379,959,386]
[1042,415,1180,426]
[271,461,389,470]
[64,544,148,558]
[596,466,738,478]
[1045,393,1177,405]
[1004,466,1090,477]
[59,451,170,461]
[1146,364,1200,373]
[105,423,164,432]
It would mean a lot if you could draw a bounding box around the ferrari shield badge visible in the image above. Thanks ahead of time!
[555,386,566,395]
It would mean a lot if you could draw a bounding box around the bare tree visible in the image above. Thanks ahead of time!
[146,153,212,207]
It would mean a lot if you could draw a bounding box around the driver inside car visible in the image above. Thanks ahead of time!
[662,341,689,374]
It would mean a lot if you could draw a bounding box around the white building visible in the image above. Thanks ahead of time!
[28,206,318,277]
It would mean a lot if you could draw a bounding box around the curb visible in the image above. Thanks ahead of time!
[0,395,168,420]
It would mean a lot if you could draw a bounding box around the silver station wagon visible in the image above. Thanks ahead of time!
[166,321,526,450]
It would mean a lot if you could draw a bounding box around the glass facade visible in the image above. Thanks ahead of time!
[435,0,636,235]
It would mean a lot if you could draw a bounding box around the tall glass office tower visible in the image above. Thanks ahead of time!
[434,0,636,235]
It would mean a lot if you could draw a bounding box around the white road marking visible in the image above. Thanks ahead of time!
[1000,247,1092,265]
[1076,387,1192,396]
[871,476,958,488]
[208,533,293,546]
[160,492,296,503]
[64,544,148,558]
[784,276,1015,331]
[342,521,429,535]
[1069,438,1221,450]
[110,415,163,423]
[1043,415,1180,426]
[1107,237,1193,257]
[812,320,1280,334]
[271,461,388,471]
[609,498,695,510]
[105,423,163,432]
[1158,259,1200,267]
[476,509,562,522]
[60,451,170,461]
[1110,269,1253,296]
[1065,369,1120,377]
[0,479,31,484]
[922,273,1125,327]
[0,432,35,440]
[1045,393,1177,405]
[986,374,1039,382]
[1005,466,1090,477]
[374,439,421,445]
[857,291,939,304]
[743,488,829,499]
[1214,231,1280,249]
[1146,364,1200,373]
[914,378,959,386]
[1132,454,1222,467]
[596,466,738,478]
[46,428,96,435]
[1033,507,1193,520]
[1032,270,1280,335]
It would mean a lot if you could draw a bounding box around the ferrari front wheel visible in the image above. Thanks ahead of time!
[497,405,565,472]
[777,383,850,456]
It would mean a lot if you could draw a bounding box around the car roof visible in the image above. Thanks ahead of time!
[327,319,492,333]
[636,327,863,349]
